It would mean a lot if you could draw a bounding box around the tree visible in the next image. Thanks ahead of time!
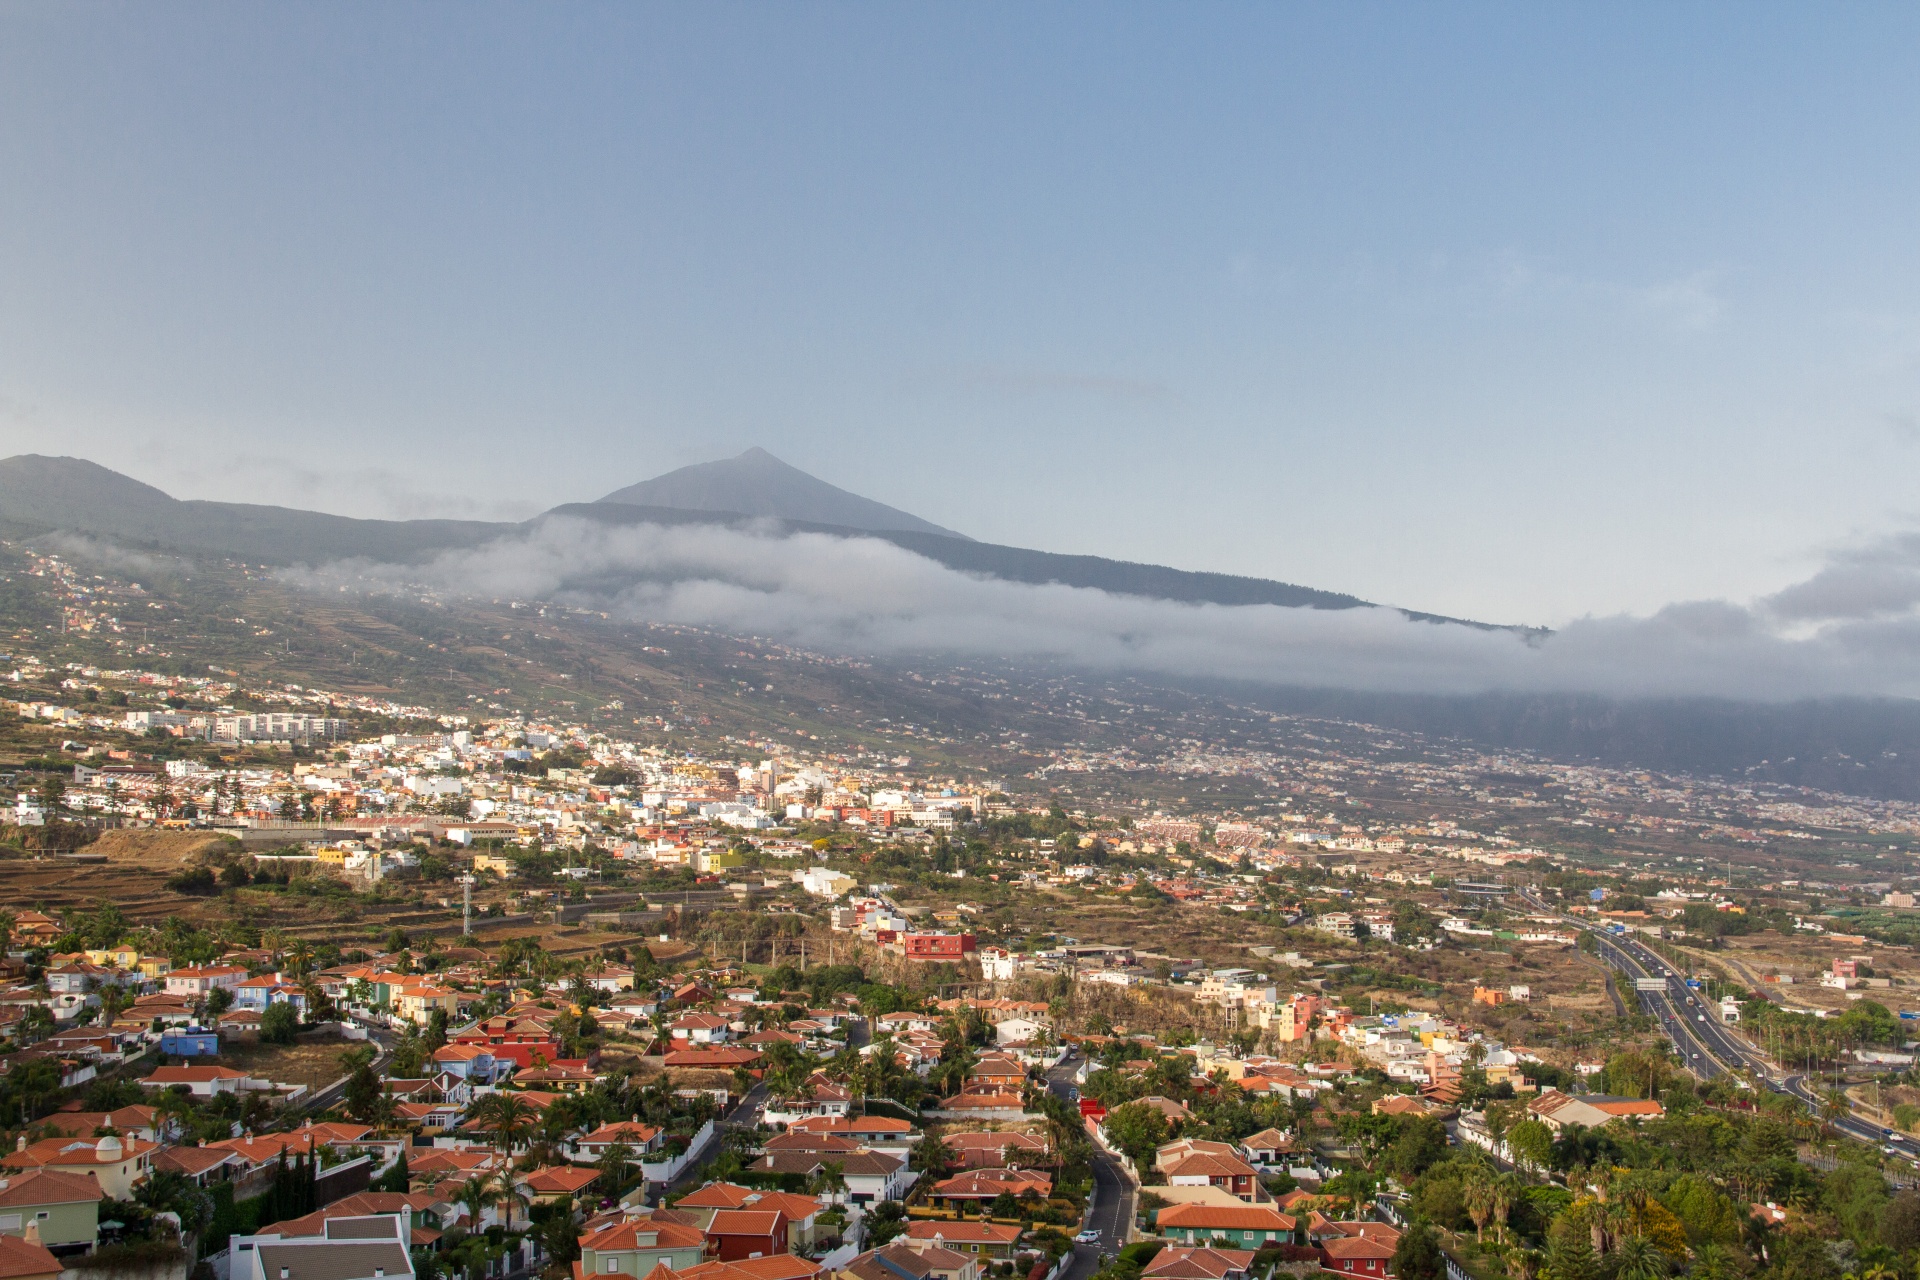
[471,1091,538,1159]
[1542,1226,1598,1280]
[1507,1119,1554,1172]
[912,1130,954,1179]
[373,1148,410,1194]
[260,1002,300,1045]
[1392,1221,1445,1280]
[1103,1100,1171,1168]
[341,1047,381,1123]
[1608,1236,1668,1280]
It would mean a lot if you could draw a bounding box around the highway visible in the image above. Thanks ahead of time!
[1516,889,1904,1155]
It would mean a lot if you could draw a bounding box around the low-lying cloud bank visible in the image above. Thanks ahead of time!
[285,517,1920,702]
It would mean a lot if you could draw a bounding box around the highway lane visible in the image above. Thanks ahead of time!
[1517,889,1907,1155]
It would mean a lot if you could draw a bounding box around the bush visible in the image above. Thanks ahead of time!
[166,867,218,896]
[260,1002,300,1045]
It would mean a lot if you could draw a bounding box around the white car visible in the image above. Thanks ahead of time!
[1075,1231,1101,1245]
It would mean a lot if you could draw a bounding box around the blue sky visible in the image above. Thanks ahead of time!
[5,5,1920,627]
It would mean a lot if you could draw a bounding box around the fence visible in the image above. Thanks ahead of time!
[642,1119,717,1184]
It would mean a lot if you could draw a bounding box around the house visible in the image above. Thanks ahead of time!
[1,1136,156,1200]
[925,1169,1051,1210]
[159,1028,222,1057]
[1526,1090,1664,1134]
[747,1151,907,1205]
[669,1014,734,1046]
[1319,1232,1398,1277]
[1155,1205,1297,1248]
[40,1105,164,1145]
[235,1214,415,1280]
[663,1048,763,1072]
[966,1058,1027,1091]
[901,1222,1022,1261]
[785,1117,918,1153]
[940,1133,1048,1170]
[574,1213,710,1278]
[1140,1248,1256,1280]
[394,985,460,1027]
[152,1146,243,1187]
[1162,1153,1261,1203]
[573,1122,665,1163]
[140,1065,253,1097]
[1237,1129,1296,1169]
[520,1167,601,1204]
[0,1232,64,1280]
[706,1209,788,1261]
[992,1019,1047,1047]
[836,1244,979,1280]
[0,1169,104,1256]
[163,965,248,999]
[254,1193,457,1251]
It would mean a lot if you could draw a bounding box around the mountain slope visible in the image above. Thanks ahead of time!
[0,455,502,565]
[598,447,968,539]
[551,503,1389,614]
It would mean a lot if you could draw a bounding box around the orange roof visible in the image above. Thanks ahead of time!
[707,1210,786,1237]
[1157,1204,1296,1230]
[0,1231,61,1280]
[675,1183,759,1210]
[0,1170,105,1207]
[523,1166,601,1194]
[904,1222,1022,1245]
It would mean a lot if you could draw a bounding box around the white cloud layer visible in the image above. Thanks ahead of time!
[286,517,1920,702]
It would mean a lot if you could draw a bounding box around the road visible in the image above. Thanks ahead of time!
[665,1081,770,1196]
[1044,1049,1135,1280]
[302,1027,395,1115]
[1517,889,1904,1154]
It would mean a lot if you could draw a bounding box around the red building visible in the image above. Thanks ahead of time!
[901,934,978,961]
[706,1208,789,1260]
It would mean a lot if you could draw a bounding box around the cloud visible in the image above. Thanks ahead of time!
[41,533,190,580]
[1492,254,1726,335]
[279,516,1920,703]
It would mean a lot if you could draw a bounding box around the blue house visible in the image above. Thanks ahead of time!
[160,1027,220,1057]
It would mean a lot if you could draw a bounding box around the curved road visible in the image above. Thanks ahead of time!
[1044,1050,1135,1280]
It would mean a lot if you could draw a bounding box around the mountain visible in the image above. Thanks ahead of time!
[598,447,968,539]
[0,455,497,565]
[0,453,1396,615]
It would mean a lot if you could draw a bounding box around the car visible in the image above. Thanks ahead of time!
[1075,1231,1101,1245]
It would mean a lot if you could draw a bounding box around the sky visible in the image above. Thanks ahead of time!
[6,6,1920,630]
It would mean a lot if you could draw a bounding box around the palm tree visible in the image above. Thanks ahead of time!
[808,1160,848,1205]
[471,1092,538,1161]
[1490,1173,1523,1245]
[1609,1236,1668,1280]
[489,1169,530,1231]
[454,1175,492,1232]
[1689,1246,1738,1280]
[1460,1164,1496,1243]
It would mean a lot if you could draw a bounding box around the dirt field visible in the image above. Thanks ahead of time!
[1681,933,1920,1015]
[211,1031,360,1093]
[88,829,242,866]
